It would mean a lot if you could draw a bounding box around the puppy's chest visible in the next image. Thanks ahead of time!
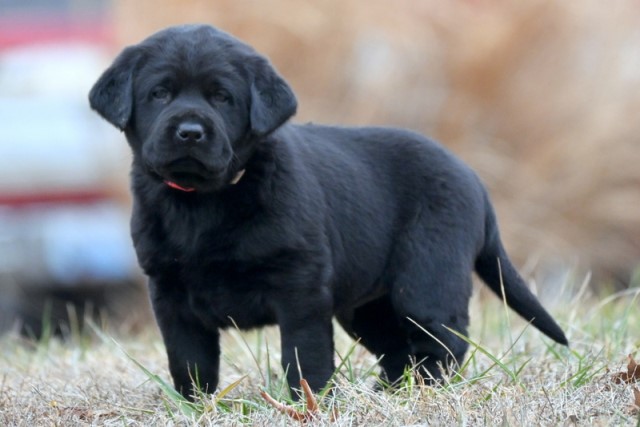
[180,260,277,329]
[145,216,325,329]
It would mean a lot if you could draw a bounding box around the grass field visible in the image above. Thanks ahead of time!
[1,282,638,426]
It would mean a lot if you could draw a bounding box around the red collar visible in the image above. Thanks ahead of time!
[164,169,246,192]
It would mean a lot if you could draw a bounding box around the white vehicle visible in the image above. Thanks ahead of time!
[0,37,140,335]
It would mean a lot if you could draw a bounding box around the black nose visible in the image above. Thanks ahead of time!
[176,122,205,143]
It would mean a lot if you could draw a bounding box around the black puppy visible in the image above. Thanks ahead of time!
[89,24,567,399]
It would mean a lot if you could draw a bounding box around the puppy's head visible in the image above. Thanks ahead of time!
[89,25,297,193]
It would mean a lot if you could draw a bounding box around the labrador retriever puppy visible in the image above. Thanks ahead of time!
[89,24,567,399]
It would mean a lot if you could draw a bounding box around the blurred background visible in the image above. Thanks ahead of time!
[1,0,638,336]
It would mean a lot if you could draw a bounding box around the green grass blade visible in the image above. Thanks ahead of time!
[122,348,199,417]
[443,325,518,382]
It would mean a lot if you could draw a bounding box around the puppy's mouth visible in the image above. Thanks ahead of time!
[157,158,221,192]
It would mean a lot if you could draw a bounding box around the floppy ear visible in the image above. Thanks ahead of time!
[249,59,297,136]
[88,47,139,130]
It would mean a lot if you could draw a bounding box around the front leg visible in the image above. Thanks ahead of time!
[149,278,220,400]
[275,288,335,395]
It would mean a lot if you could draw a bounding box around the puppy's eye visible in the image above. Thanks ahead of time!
[211,89,231,104]
[151,86,171,102]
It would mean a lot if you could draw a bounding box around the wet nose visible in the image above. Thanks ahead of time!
[176,122,205,143]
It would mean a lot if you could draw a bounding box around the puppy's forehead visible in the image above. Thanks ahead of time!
[139,24,254,70]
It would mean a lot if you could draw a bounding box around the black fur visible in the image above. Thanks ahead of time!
[89,24,567,399]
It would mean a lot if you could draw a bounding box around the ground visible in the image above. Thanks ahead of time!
[0,283,638,426]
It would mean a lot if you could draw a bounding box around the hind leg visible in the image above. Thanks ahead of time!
[388,238,474,382]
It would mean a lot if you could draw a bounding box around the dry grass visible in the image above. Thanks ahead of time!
[1,281,638,426]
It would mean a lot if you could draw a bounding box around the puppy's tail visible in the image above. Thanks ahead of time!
[474,194,568,346]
